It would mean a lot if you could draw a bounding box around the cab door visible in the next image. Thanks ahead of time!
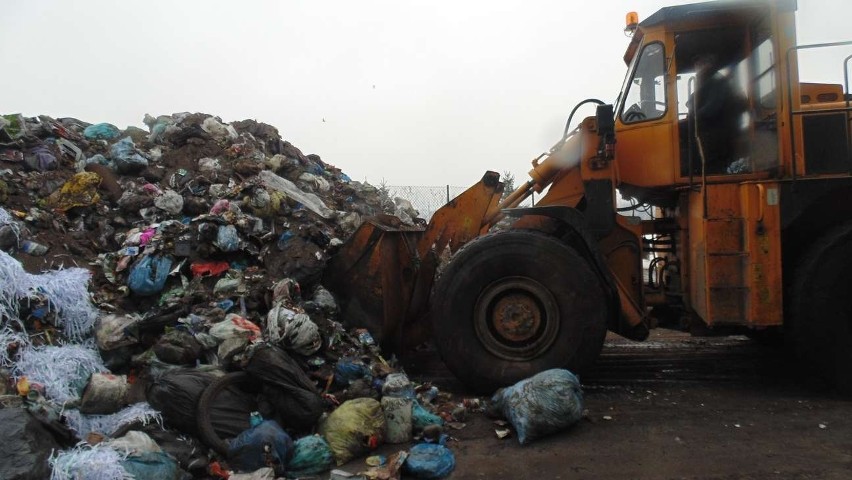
[615,40,679,189]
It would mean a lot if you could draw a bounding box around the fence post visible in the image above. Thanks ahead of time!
[446,185,450,203]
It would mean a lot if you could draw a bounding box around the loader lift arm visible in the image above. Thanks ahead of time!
[325,103,649,390]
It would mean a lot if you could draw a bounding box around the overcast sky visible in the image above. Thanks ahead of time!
[1,0,849,187]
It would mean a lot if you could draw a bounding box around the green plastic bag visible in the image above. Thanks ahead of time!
[286,435,334,476]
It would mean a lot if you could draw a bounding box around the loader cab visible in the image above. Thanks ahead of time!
[614,0,795,204]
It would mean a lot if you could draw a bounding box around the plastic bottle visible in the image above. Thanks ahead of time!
[20,240,48,256]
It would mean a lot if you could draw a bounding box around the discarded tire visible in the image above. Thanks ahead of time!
[196,371,254,456]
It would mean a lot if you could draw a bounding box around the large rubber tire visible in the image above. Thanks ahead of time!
[789,221,852,393]
[431,230,609,393]
[196,372,252,457]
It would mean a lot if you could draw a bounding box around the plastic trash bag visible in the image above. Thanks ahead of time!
[394,197,420,226]
[333,358,372,387]
[190,260,230,277]
[230,468,275,480]
[25,145,58,172]
[0,113,26,140]
[83,123,120,140]
[243,344,324,431]
[143,426,210,474]
[153,329,203,365]
[382,396,413,444]
[154,189,183,215]
[265,302,295,342]
[311,285,338,313]
[209,315,261,342]
[128,255,173,296]
[104,431,161,456]
[286,435,334,477]
[259,170,334,219]
[216,224,240,252]
[403,443,455,479]
[0,408,61,480]
[95,313,142,351]
[80,373,129,414]
[412,400,444,432]
[110,136,148,173]
[280,312,322,356]
[318,397,386,465]
[298,172,331,193]
[121,451,181,480]
[143,114,174,143]
[228,420,293,474]
[146,368,255,438]
[84,154,115,171]
[46,171,101,212]
[201,117,238,141]
[490,368,584,445]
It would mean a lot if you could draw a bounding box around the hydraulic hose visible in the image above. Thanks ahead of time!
[563,98,606,137]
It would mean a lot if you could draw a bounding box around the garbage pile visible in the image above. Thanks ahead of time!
[0,112,465,480]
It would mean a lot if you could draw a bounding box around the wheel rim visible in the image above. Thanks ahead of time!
[474,276,560,361]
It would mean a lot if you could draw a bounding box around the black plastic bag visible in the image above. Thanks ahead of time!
[143,425,210,474]
[145,368,255,438]
[153,330,203,365]
[244,344,325,431]
[0,408,61,480]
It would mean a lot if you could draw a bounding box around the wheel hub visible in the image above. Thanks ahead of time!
[491,294,541,342]
[474,277,560,361]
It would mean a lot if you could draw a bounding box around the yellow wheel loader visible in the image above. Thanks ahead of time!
[325,0,852,392]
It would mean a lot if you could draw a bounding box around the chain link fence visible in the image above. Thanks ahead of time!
[386,185,536,221]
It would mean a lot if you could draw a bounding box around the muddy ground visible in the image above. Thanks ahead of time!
[361,330,852,479]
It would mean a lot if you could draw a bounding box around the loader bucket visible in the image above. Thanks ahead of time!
[324,171,505,352]
[323,214,426,351]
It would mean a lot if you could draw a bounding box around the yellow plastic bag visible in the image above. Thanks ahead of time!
[318,397,385,465]
[47,172,102,212]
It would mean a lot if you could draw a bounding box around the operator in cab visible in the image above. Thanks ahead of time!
[687,53,749,174]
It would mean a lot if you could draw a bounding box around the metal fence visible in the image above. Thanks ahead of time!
[386,185,536,221]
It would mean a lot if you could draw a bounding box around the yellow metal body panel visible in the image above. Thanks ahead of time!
[615,120,677,188]
[740,181,783,325]
[686,181,782,326]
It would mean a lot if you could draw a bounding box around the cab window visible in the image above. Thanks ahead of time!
[620,43,667,124]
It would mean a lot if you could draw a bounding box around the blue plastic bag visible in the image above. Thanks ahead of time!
[26,145,57,172]
[83,123,120,140]
[85,153,115,170]
[121,452,181,480]
[128,255,173,296]
[403,443,455,479]
[110,136,148,173]
[490,368,584,445]
[228,420,294,473]
[286,435,334,476]
[216,225,240,252]
[412,400,443,431]
[333,359,372,387]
